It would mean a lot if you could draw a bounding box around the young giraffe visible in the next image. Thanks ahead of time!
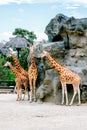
[4,61,28,101]
[28,45,38,102]
[8,48,30,100]
[39,50,82,106]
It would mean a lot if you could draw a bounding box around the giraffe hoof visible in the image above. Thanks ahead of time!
[37,100,43,104]
[29,100,32,103]
[77,103,81,106]
[65,104,68,106]
[16,98,20,101]
[34,99,37,102]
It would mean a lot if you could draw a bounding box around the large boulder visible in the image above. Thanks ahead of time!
[28,14,87,104]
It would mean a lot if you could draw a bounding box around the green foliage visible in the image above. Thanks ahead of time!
[0,49,29,81]
[19,48,29,70]
[4,68,15,81]
[13,28,37,44]
[0,54,15,81]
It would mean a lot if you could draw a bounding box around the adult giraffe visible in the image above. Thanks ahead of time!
[28,45,38,102]
[39,50,82,106]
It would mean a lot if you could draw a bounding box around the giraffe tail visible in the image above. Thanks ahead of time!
[79,80,82,89]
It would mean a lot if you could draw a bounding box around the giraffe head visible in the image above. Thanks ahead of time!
[39,50,48,58]
[4,61,11,67]
[29,45,34,54]
[30,56,36,64]
[8,48,17,57]
[29,45,36,58]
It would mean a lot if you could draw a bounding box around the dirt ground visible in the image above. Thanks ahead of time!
[0,94,87,130]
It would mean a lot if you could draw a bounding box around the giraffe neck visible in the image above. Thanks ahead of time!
[11,54,21,70]
[12,54,28,78]
[30,55,36,67]
[46,54,64,74]
[9,64,20,78]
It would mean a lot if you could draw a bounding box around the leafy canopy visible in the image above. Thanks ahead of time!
[13,28,37,44]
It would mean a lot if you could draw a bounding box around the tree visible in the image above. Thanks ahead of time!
[13,28,37,44]
[19,48,29,70]
[12,28,37,71]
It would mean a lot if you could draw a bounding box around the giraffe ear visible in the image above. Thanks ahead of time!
[9,48,17,55]
[9,48,14,54]
[9,47,13,52]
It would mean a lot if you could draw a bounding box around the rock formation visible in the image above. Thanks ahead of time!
[29,14,87,104]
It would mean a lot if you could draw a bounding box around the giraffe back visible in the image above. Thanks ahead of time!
[60,68,81,85]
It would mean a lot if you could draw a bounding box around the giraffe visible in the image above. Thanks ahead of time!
[4,61,28,101]
[8,48,30,100]
[8,48,28,78]
[39,50,82,106]
[28,45,38,102]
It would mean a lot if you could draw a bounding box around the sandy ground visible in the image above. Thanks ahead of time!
[0,94,87,130]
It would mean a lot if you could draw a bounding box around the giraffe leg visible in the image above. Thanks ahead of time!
[16,90,19,101]
[15,85,18,101]
[33,79,36,102]
[22,84,26,100]
[29,90,33,103]
[69,87,77,106]
[22,93,25,100]
[27,91,30,100]
[77,86,81,105]
[61,84,65,105]
[22,90,30,101]
[16,86,19,101]
[19,89,22,100]
[64,84,68,106]
[14,85,16,93]
[26,84,30,100]
[29,80,33,103]
[17,90,20,101]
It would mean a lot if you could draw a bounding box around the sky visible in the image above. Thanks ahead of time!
[0,0,87,42]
